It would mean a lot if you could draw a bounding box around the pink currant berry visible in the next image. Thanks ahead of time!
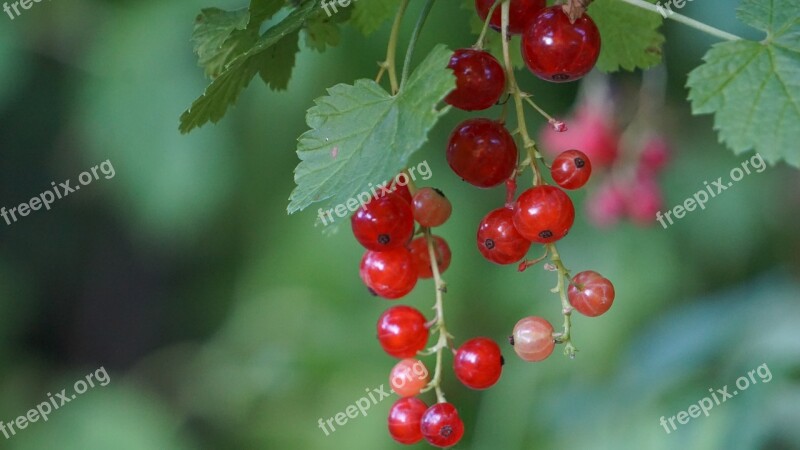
[511,316,555,362]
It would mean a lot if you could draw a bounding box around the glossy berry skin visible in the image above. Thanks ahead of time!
[511,316,555,362]
[445,49,506,111]
[390,358,430,397]
[388,397,428,445]
[447,119,518,188]
[551,149,592,190]
[420,402,465,448]
[477,207,531,265]
[409,236,451,279]
[412,188,452,227]
[513,186,575,243]
[521,6,601,82]
[360,248,418,299]
[454,337,504,390]
[568,271,615,317]
[377,306,430,359]
[351,194,414,251]
[475,0,546,35]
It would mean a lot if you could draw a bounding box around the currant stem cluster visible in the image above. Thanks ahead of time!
[499,0,577,358]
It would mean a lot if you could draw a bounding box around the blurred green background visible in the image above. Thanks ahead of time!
[0,0,798,449]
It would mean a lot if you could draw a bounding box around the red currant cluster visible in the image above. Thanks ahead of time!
[352,1,616,447]
[440,1,616,365]
[354,184,486,447]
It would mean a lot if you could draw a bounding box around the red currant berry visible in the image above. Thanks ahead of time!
[568,271,615,317]
[388,397,428,445]
[445,49,506,111]
[551,149,592,190]
[390,178,414,203]
[475,0,546,35]
[513,185,575,243]
[412,188,452,227]
[390,358,430,397]
[477,207,532,265]
[360,248,418,299]
[351,194,414,251]
[420,402,465,448]
[511,316,555,362]
[447,118,518,188]
[409,236,452,279]
[454,337,504,390]
[521,6,601,82]
[377,306,430,358]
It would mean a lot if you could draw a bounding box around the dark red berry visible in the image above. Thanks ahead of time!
[477,207,532,265]
[521,6,601,82]
[421,402,465,448]
[454,337,504,390]
[409,236,452,279]
[377,306,430,358]
[388,397,428,445]
[412,188,452,227]
[445,49,506,111]
[513,185,575,243]
[551,149,592,190]
[475,0,547,35]
[447,118,518,188]
[568,270,615,317]
[351,194,414,251]
[360,248,418,299]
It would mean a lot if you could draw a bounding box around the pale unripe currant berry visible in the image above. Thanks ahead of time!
[511,316,555,362]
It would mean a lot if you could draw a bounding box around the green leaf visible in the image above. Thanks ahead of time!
[687,0,800,166]
[287,44,455,215]
[191,8,253,79]
[258,29,300,89]
[588,0,664,72]
[351,0,400,35]
[305,16,342,52]
[180,0,319,134]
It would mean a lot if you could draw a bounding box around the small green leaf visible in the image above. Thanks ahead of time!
[258,29,300,89]
[191,8,253,79]
[588,0,664,72]
[180,0,320,134]
[351,0,400,35]
[305,17,342,52]
[687,0,800,166]
[287,45,456,215]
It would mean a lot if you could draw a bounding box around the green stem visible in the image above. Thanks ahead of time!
[400,0,436,90]
[384,0,411,94]
[475,0,500,49]
[618,0,742,41]
[499,1,542,186]
[422,226,451,404]
[546,244,577,358]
